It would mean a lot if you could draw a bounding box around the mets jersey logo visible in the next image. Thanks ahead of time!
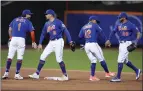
[118,26,127,31]
[47,25,55,32]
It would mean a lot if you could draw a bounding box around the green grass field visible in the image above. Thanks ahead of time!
[1,48,142,72]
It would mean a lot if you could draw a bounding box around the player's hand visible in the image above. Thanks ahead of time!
[32,42,37,49]
[69,41,76,52]
[105,40,111,47]
[38,44,42,51]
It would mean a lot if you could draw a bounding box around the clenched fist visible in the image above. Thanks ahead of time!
[32,42,37,49]
[38,44,42,51]
[105,40,111,47]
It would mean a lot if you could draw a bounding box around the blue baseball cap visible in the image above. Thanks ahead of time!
[45,9,56,16]
[118,12,128,19]
[89,16,100,23]
[22,9,33,15]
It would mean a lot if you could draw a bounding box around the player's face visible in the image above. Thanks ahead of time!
[93,20,96,23]
[119,17,125,23]
[26,14,31,19]
[45,14,52,20]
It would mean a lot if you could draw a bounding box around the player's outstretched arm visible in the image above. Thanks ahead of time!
[28,21,37,49]
[64,28,76,52]
[78,28,84,39]
[38,33,44,51]
[61,23,76,52]
[38,23,47,50]
[30,31,37,49]
[105,31,115,47]
[105,24,118,47]
[131,25,141,45]
[64,29,72,43]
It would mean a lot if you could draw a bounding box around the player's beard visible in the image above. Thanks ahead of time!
[119,18,124,23]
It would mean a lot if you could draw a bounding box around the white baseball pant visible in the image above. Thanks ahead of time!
[84,42,105,63]
[8,37,25,60]
[118,41,132,63]
[40,38,64,63]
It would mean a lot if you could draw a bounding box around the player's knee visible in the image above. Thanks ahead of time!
[117,60,124,63]
[124,59,129,64]
[91,60,97,63]
[57,60,62,63]
[39,60,46,64]
[17,55,23,60]
[7,55,14,59]
[40,54,46,61]
[55,56,63,63]
[98,59,105,63]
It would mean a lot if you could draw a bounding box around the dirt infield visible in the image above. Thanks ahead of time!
[1,68,142,90]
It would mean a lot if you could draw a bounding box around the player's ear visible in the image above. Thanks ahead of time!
[54,14,57,18]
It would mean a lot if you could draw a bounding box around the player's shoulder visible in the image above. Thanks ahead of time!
[82,23,93,30]
[127,21,136,27]
[55,18,66,27]
[92,23,101,28]
[12,17,20,21]
[55,19,63,25]
[115,20,121,26]
[89,22,99,27]
[20,17,32,24]
[45,21,49,24]
[24,18,31,22]
[128,21,134,25]
[54,18,61,22]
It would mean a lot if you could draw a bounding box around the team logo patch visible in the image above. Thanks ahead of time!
[47,25,55,32]
[118,26,127,31]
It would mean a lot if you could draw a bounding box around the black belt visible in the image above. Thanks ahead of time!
[51,37,61,41]
[120,41,127,43]
[120,41,131,43]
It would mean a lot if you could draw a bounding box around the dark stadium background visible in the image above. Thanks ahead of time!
[1,1,143,47]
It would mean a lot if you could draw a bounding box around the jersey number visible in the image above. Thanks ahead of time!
[85,29,91,38]
[18,23,21,31]
[122,32,129,36]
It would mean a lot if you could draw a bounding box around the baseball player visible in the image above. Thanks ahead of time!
[29,9,75,81]
[2,9,37,80]
[78,16,115,81]
[105,12,141,82]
